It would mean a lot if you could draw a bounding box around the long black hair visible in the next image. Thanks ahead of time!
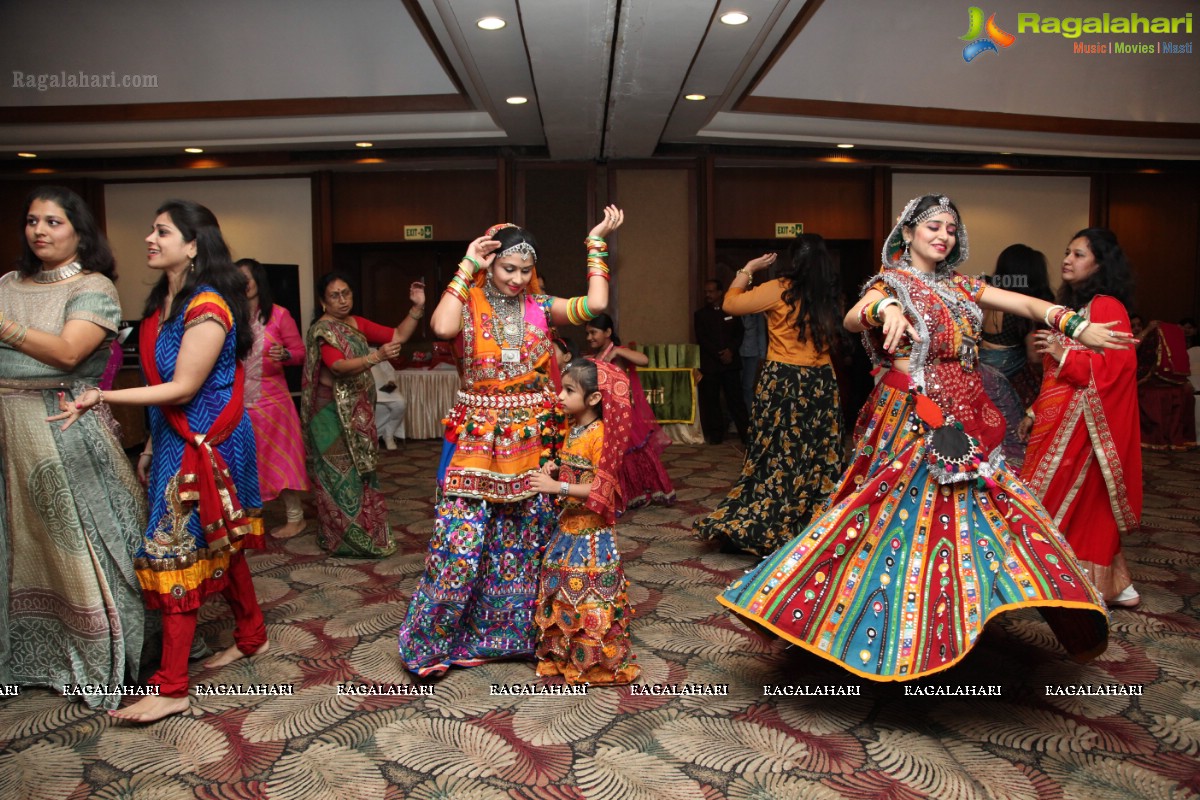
[142,199,252,359]
[19,185,116,279]
[1056,227,1135,311]
[778,233,845,354]
[993,244,1053,301]
[236,258,274,323]
[586,313,620,346]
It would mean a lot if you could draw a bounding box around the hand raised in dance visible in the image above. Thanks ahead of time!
[588,205,624,240]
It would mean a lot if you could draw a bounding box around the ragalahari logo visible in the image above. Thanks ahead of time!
[960,7,1016,61]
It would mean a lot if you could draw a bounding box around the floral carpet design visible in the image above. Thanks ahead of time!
[1,443,1198,799]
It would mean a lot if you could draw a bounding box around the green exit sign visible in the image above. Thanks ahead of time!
[404,225,433,240]
[774,223,803,238]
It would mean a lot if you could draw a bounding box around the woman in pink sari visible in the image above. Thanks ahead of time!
[237,259,309,537]
[586,313,675,511]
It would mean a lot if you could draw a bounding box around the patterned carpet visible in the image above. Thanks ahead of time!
[1,441,1199,800]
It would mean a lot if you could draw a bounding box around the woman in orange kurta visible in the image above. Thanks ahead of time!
[693,236,846,556]
[1020,228,1142,607]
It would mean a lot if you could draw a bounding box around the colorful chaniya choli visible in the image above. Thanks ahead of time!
[397,287,563,675]
[536,419,640,685]
[719,267,1109,681]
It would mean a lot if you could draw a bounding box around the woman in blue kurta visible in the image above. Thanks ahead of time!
[57,199,267,722]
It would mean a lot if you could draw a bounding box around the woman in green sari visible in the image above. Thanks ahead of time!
[302,272,425,556]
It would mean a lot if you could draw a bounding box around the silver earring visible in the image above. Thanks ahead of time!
[901,241,911,266]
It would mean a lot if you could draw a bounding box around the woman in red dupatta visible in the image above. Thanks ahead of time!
[1020,228,1143,607]
[55,200,267,722]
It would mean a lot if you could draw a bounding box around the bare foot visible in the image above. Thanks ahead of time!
[270,518,306,538]
[108,694,190,723]
[204,639,270,669]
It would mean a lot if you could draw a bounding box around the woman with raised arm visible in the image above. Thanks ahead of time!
[1,185,146,709]
[694,235,846,556]
[301,272,424,556]
[397,206,622,677]
[719,195,1128,681]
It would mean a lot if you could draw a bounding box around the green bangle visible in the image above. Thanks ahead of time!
[463,256,481,272]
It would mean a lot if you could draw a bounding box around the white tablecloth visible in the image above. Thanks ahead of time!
[395,369,461,439]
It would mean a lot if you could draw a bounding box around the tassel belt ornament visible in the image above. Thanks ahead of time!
[879,369,1001,487]
[456,389,553,409]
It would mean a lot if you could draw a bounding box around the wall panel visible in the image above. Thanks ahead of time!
[713,167,874,241]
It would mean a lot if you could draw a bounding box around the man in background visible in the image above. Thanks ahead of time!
[694,278,749,445]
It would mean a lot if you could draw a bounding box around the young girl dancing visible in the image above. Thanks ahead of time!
[529,358,641,685]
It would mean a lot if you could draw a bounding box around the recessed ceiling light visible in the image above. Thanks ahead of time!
[355,142,374,148]
[17,152,37,158]
[836,143,855,149]
[684,93,707,101]
[999,151,1012,155]
[477,17,506,30]
[506,96,528,105]
[720,11,750,25]
[184,147,204,154]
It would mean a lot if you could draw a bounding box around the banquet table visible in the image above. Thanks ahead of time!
[394,368,462,439]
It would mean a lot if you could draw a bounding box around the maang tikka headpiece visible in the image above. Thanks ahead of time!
[486,222,538,263]
[907,196,959,227]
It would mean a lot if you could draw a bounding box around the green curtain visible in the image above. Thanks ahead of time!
[632,344,698,424]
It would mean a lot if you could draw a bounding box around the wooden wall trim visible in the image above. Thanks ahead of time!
[312,172,333,279]
[734,96,1200,140]
[5,94,470,125]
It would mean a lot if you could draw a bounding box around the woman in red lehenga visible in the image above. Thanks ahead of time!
[1020,228,1143,608]
[585,313,675,511]
[720,196,1131,681]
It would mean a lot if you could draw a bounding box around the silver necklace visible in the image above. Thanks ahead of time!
[33,261,83,284]
[483,281,525,360]
[570,418,598,438]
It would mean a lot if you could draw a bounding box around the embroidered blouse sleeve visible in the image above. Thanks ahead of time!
[184,290,233,332]
[866,277,892,299]
[64,276,121,333]
[956,273,989,303]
